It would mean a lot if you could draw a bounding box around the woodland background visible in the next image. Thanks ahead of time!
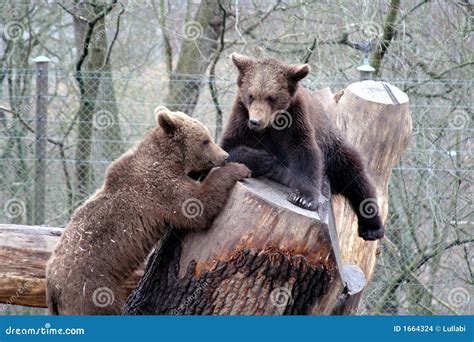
[0,0,472,315]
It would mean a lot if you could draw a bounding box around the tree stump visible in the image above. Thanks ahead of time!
[125,178,350,315]
[125,80,412,315]
[330,81,411,278]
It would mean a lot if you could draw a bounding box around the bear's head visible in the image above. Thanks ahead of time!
[230,53,310,131]
[155,106,228,173]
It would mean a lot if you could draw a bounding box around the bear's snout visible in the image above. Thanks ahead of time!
[248,102,271,130]
[209,145,229,167]
[248,118,261,129]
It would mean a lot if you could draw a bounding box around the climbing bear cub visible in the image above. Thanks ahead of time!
[46,106,250,315]
[221,53,384,241]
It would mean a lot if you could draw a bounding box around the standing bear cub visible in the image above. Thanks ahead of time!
[221,53,384,241]
[46,106,250,315]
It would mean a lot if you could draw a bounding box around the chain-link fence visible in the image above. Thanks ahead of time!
[0,66,472,315]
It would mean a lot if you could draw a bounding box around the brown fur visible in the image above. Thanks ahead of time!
[46,106,250,315]
[221,53,384,241]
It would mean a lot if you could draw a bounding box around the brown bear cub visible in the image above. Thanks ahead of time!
[46,106,250,315]
[221,53,384,241]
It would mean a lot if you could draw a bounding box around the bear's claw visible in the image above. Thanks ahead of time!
[288,191,318,211]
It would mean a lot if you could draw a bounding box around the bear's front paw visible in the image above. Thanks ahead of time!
[224,162,252,180]
[247,150,278,176]
[288,190,318,211]
[358,219,385,241]
[259,152,278,175]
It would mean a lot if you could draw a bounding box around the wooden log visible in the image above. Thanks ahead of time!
[329,81,411,279]
[125,80,411,315]
[0,224,142,308]
[125,178,352,315]
[325,81,411,313]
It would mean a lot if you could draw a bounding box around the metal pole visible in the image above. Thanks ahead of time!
[33,56,51,225]
[357,41,375,81]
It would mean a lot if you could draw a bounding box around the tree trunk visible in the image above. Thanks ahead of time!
[94,16,124,161]
[125,80,412,315]
[72,3,118,203]
[125,178,349,315]
[165,0,228,114]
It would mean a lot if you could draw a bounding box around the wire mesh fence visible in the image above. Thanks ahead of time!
[0,66,472,315]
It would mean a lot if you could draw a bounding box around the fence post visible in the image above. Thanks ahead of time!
[32,56,51,225]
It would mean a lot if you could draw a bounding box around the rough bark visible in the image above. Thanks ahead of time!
[125,178,347,315]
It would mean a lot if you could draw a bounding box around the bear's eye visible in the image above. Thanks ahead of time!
[248,94,254,101]
[267,95,276,102]
[203,139,210,146]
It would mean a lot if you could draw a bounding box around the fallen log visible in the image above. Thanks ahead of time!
[125,80,412,315]
[0,224,143,309]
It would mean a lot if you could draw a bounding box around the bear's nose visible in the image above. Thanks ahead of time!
[248,119,261,128]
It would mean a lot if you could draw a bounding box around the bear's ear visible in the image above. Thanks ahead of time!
[156,107,176,134]
[230,53,254,72]
[287,64,311,82]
